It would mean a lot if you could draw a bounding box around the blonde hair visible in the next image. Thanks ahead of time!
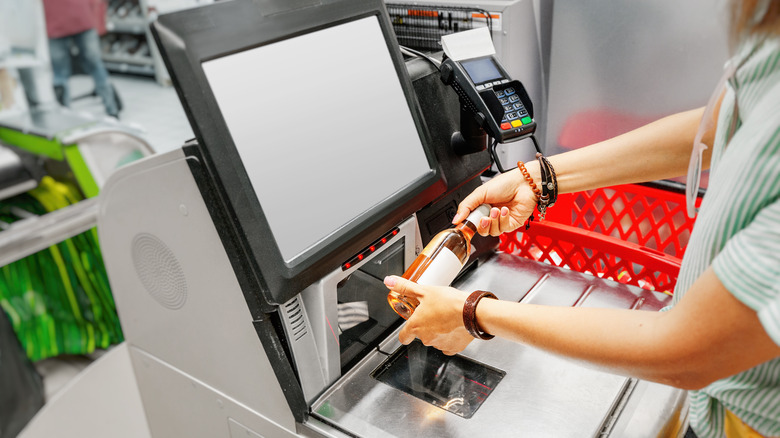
[731,0,780,39]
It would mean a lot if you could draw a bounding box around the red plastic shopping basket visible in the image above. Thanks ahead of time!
[498,183,699,294]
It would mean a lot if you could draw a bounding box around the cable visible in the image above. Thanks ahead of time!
[475,8,493,35]
[399,45,441,69]
[488,137,509,173]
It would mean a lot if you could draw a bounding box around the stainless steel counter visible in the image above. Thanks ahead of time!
[311,253,687,438]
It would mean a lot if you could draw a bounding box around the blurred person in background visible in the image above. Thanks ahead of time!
[42,0,120,118]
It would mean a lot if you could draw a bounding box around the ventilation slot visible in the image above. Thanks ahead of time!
[284,298,308,342]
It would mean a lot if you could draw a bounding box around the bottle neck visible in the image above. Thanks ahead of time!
[456,220,478,241]
[458,204,489,242]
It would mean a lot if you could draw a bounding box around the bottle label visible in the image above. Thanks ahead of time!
[416,247,463,286]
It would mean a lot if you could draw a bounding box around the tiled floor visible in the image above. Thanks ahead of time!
[34,352,104,401]
[69,72,193,154]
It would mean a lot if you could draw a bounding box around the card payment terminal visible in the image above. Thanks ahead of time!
[440,54,537,144]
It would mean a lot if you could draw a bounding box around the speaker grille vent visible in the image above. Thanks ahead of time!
[131,233,187,310]
[284,298,308,341]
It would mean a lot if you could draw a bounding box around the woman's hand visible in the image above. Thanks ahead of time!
[451,167,537,236]
[384,275,474,355]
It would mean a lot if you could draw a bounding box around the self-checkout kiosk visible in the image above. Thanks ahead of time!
[31,1,690,437]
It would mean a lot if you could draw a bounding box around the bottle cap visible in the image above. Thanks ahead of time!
[465,204,491,226]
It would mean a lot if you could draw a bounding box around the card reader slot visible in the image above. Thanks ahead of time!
[358,239,405,281]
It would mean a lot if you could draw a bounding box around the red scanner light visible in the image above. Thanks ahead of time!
[342,227,400,271]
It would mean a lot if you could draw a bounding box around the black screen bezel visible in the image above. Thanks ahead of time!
[151,0,445,307]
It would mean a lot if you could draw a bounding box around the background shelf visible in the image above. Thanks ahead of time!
[100,0,214,84]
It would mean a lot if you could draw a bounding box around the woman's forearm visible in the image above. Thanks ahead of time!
[475,300,681,384]
[474,268,780,390]
[525,107,707,194]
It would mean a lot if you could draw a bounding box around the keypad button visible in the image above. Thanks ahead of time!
[509,95,520,103]
[511,119,523,128]
[495,90,506,98]
[500,122,511,130]
[499,98,510,105]
[513,103,524,110]
[503,105,513,112]
[476,84,485,91]
[504,87,515,96]
[507,112,518,120]
[521,116,533,124]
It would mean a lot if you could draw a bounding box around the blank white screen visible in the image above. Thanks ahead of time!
[203,16,431,263]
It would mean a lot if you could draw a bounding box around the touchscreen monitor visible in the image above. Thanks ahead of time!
[202,16,432,263]
[152,0,444,306]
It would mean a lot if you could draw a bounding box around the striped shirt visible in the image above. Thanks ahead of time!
[672,35,780,438]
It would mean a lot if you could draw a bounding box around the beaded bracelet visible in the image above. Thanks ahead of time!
[517,161,541,201]
[517,161,540,229]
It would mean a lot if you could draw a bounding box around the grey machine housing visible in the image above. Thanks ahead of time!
[101,0,492,434]
[96,0,688,436]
